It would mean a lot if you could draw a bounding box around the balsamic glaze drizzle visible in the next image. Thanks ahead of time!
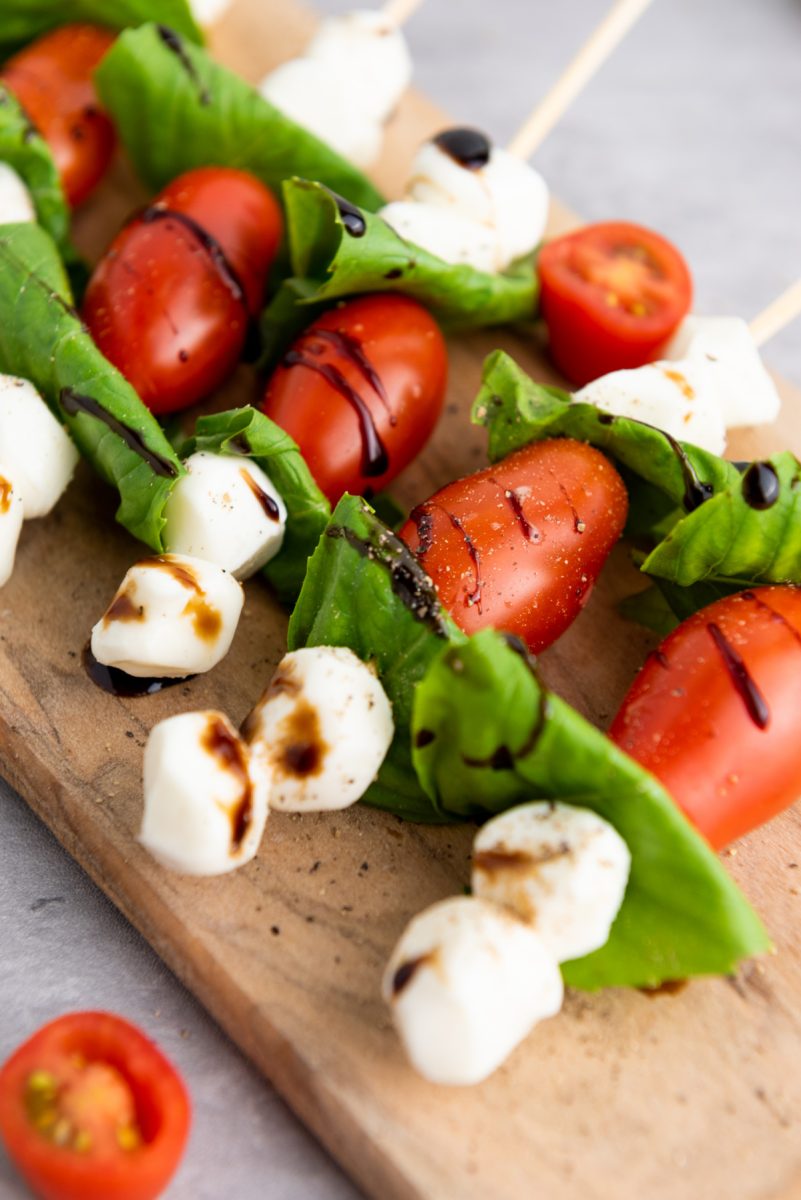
[433,127,492,170]
[707,622,770,729]
[327,190,367,237]
[741,461,781,510]
[157,25,211,105]
[595,412,714,512]
[60,389,179,478]
[415,501,482,610]
[141,206,247,308]
[312,329,395,423]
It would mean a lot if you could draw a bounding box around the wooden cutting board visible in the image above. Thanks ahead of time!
[2,2,801,1197]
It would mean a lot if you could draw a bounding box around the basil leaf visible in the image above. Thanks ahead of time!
[287,494,465,822]
[94,25,383,212]
[412,628,770,989]
[0,223,183,547]
[180,407,330,606]
[475,350,801,597]
[260,178,538,351]
[0,1,202,58]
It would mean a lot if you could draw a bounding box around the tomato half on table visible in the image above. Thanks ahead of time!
[262,294,448,505]
[400,437,628,653]
[0,1011,190,1200]
[83,166,283,416]
[539,222,693,387]
[610,586,801,849]
[1,25,117,208]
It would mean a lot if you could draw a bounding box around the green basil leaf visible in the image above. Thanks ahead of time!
[94,25,383,212]
[180,406,330,606]
[0,1,202,58]
[0,223,183,547]
[287,493,465,822]
[412,628,770,989]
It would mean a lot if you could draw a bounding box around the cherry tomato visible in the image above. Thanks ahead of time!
[610,586,801,848]
[539,222,693,387]
[262,295,448,504]
[399,438,628,653]
[1,25,116,208]
[83,167,283,416]
[0,1011,190,1200]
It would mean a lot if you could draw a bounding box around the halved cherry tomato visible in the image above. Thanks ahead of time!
[262,294,448,504]
[539,222,693,387]
[610,586,801,848]
[1,25,116,208]
[399,438,628,653]
[0,1011,190,1200]
[82,167,283,415]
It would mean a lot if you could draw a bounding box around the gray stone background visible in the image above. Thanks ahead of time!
[1,1,799,1196]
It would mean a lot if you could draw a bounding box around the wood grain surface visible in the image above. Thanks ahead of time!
[2,2,801,1198]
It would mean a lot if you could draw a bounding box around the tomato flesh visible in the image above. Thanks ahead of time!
[400,438,628,653]
[0,1011,190,1200]
[1,24,116,208]
[263,294,448,504]
[539,221,693,386]
[82,167,283,415]
[610,586,801,848]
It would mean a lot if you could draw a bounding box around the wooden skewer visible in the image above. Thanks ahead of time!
[507,0,654,160]
[749,279,801,348]
[382,0,426,28]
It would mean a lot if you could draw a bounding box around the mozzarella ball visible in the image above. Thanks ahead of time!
[472,802,631,963]
[141,710,270,876]
[380,200,497,274]
[189,0,231,25]
[0,467,24,587]
[664,315,781,430]
[305,9,412,123]
[90,553,243,679]
[0,375,78,517]
[0,163,36,224]
[244,646,393,811]
[383,896,563,1086]
[575,361,727,455]
[164,452,287,581]
[260,58,383,168]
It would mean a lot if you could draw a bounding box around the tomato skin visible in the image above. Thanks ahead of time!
[83,167,282,415]
[539,222,693,387]
[610,587,801,848]
[399,438,628,653]
[262,295,448,504]
[1,25,116,208]
[0,1011,190,1200]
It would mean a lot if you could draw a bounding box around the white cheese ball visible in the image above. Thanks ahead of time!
[0,467,24,588]
[141,710,270,876]
[306,9,412,123]
[383,896,563,1086]
[244,645,393,812]
[574,361,727,455]
[0,163,36,224]
[260,58,383,169]
[472,802,631,963]
[164,451,287,581]
[380,200,498,274]
[0,375,78,517]
[189,0,231,26]
[90,553,243,679]
[664,314,781,430]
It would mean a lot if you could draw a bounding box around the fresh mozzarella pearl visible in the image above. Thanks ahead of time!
[574,361,727,455]
[260,59,383,169]
[0,163,36,224]
[380,200,497,274]
[141,710,270,876]
[164,452,287,581]
[90,553,243,679]
[664,315,781,430]
[407,141,548,269]
[305,10,412,123]
[244,646,393,812]
[0,375,78,517]
[0,468,24,587]
[189,0,232,26]
[472,802,631,963]
[383,896,563,1086]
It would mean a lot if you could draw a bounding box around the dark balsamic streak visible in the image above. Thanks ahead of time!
[707,622,770,730]
[82,643,191,697]
[326,189,367,237]
[60,389,179,478]
[392,954,431,996]
[240,468,281,520]
[488,477,540,543]
[741,591,801,651]
[595,411,714,511]
[142,206,246,308]
[409,505,435,556]
[742,461,781,510]
[426,501,482,610]
[433,127,492,170]
[311,328,395,424]
[462,687,549,770]
[414,729,435,750]
[157,25,210,105]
